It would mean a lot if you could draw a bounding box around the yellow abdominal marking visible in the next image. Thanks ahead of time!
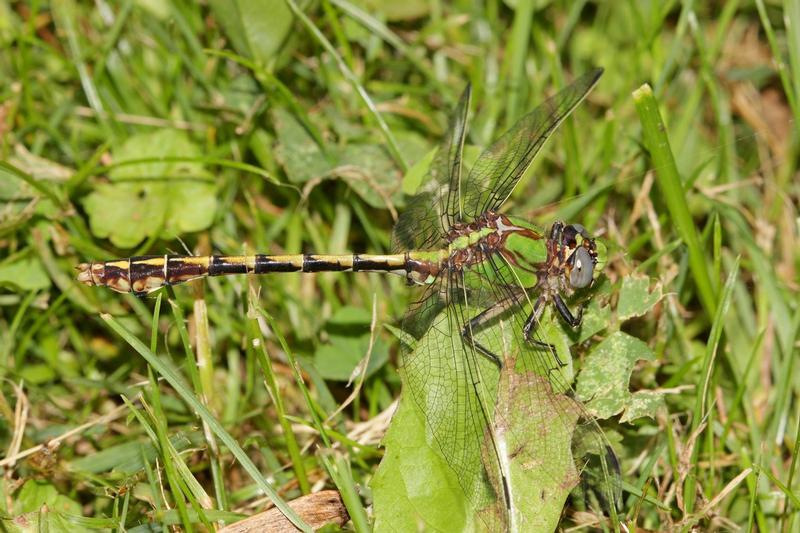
[270,255,305,268]
[179,256,211,267]
[135,257,167,266]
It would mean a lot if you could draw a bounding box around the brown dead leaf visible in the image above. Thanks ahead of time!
[219,490,348,532]
[731,82,792,161]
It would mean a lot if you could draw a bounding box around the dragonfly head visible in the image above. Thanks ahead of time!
[562,224,599,289]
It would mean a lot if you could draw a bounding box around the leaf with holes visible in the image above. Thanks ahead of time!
[617,274,662,321]
[621,390,666,423]
[576,331,655,419]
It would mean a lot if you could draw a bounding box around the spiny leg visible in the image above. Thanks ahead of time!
[460,297,517,368]
[522,294,566,367]
[553,292,583,327]
[522,294,546,341]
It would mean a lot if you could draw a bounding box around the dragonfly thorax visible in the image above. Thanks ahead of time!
[402,215,599,294]
[438,212,546,289]
[448,215,599,295]
[446,212,541,268]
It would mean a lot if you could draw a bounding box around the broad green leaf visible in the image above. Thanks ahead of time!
[273,108,402,208]
[574,294,613,344]
[313,334,388,381]
[0,256,50,291]
[576,331,655,419]
[372,393,475,532]
[401,141,480,196]
[1,507,115,533]
[13,480,81,516]
[379,129,429,199]
[9,145,73,184]
[537,310,575,385]
[327,305,373,326]
[18,364,56,385]
[401,146,436,195]
[272,107,330,183]
[376,303,586,530]
[166,178,218,234]
[489,370,578,532]
[83,130,216,248]
[617,270,662,321]
[84,181,167,247]
[209,0,293,66]
[0,156,62,225]
[336,144,401,208]
[383,323,416,350]
[350,0,430,21]
[621,390,666,423]
[556,278,612,346]
[375,308,496,531]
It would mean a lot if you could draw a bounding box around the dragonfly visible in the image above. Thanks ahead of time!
[77,67,620,529]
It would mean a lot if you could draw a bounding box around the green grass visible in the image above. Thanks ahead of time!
[1,1,799,531]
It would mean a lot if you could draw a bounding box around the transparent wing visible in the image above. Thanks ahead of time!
[399,273,500,517]
[461,68,603,219]
[400,252,620,529]
[391,85,471,251]
[473,253,622,519]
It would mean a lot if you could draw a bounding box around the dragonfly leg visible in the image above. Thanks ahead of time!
[522,295,566,367]
[461,324,502,368]
[554,293,583,327]
[460,299,516,369]
[549,221,564,241]
[522,294,546,340]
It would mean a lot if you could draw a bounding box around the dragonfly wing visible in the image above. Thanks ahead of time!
[399,255,619,528]
[473,253,622,522]
[461,68,603,219]
[391,84,471,251]
[399,273,504,527]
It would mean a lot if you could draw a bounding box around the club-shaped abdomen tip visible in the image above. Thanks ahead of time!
[76,263,95,286]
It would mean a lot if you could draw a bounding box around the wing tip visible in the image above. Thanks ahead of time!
[586,66,605,85]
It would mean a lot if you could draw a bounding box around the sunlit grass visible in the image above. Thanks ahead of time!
[0,1,798,531]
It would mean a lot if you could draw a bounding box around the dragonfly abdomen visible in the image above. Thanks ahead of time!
[76,253,433,295]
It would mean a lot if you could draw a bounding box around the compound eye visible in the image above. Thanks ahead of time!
[570,224,591,239]
[569,247,594,288]
[562,224,592,246]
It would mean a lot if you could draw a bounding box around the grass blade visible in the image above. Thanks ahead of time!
[247,307,311,495]
[100,313,312,532]
[684,256,740,516]
[283,0,409,172]
[319,450,371,533]
[633,83,718,318]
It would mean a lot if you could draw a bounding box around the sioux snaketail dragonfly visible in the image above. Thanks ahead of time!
[77,67,621,529]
